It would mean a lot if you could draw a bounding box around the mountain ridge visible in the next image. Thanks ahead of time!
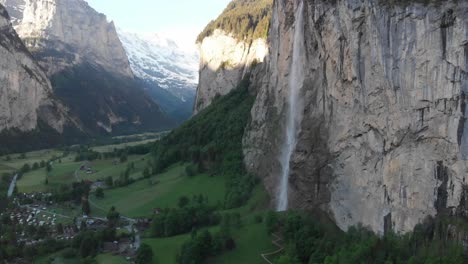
[117,29,198,122]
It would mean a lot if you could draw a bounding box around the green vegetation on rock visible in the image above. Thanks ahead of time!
[197,0,272,43]
[152,77,257,209]
[266,211,466,264]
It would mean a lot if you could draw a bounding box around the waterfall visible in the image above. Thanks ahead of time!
[7,174,17,198]
[277,0,305,211]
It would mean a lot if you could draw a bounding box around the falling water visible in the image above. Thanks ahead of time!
[277,0,305,211]
[7,174,17,198]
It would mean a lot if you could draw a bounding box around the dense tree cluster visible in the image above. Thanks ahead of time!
[87,133,163,150]
[74,147,100,162]
[152,78,257,209]
[197,0,272,43]
[136,243,154,264]
[106,206,120,228]
[50,181,90,203]
[267,211,466,264]
[150,195,220,237]
[176,213,239,264]
[71,228,117,258]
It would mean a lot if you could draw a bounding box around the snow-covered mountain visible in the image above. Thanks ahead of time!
[117,29,199,102]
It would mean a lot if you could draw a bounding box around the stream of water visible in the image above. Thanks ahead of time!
[277,0,305,211]
[7,174,18,198]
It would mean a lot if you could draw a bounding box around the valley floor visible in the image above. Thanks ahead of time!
[0,137,277,264]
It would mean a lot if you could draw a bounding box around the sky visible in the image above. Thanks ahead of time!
[86,0,231,44]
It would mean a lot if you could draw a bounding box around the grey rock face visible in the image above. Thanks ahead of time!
[0,0,173,136]
[0,4,67,132]
[195,30,268,113]
[243,0,468,234]
[0,0,133,77]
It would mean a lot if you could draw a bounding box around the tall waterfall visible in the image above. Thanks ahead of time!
[277,0,305,211]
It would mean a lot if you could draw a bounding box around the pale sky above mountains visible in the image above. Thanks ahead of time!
[86,0,231,45]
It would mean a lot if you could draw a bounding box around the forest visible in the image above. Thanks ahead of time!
[197,0,272,43]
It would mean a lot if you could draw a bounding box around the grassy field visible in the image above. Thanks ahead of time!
[143,220,274,264]
[208,221,274,264]
[210,186,275,263]
[76,155,150,182]
[17,159,81,193]
[16,152,149,193]
[2,135,276,264]
[143,233,192,264]
[140,186,274,264]
[90,164,226,217]
[0,149,64,175]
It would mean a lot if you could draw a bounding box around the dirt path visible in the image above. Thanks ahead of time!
[261,233,284,263]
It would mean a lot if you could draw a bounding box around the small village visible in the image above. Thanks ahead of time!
[2,189,151,262]
[1,157,156,263]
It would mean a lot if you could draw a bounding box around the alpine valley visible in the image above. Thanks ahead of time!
[0,0,468,263]
[0,0,199,152]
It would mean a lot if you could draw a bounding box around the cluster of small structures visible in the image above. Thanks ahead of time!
[80,162,95,174]
[0,206,76,246]
[102,237,135,258]
[15,192,53,205]
[2,160,154,261]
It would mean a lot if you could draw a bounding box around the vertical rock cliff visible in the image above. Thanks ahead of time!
[1,0,173,135]
[195,30,268,113]
[0,4,67,134]
[240,0,468,234]
[194,0,271,113]
[1,0,133,77]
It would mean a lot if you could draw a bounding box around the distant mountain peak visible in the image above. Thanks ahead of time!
[117,28,199,91]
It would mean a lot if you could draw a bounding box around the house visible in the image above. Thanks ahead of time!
[134,218,151,232]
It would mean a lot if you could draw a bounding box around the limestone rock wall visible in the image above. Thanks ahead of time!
[244,0,468,234]
[195,29,268,113]
[0,0,133,77]
[0,4,66,132]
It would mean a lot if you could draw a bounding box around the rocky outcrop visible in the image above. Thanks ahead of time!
[0,0,133,77]
[242,0,468,234]
[0,4,67,133]
[195,29,268,113]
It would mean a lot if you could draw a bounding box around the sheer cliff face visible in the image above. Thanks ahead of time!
[0,0,173,135]
[0,4,66,132]
[0,0,133,77]
[195,29,268,113]
[243,0,468,234]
